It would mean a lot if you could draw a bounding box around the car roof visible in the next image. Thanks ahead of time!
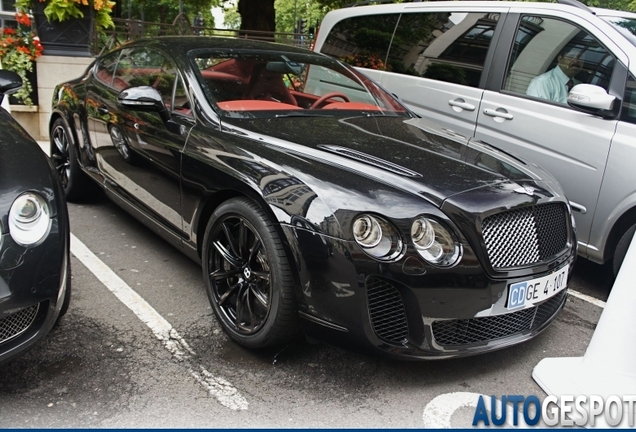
[328,1,635,16]
[118,36,317,57]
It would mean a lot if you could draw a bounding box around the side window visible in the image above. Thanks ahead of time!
[387,12,500,87]
[94,52,120,87]
[114,48,177,106]
[621,73,636,124]
[320,13,399,70]
[505,16,615,105]
[172,75,192,117]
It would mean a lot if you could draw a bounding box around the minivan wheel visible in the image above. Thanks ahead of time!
[612,224,636,277]
[202,197,298,349]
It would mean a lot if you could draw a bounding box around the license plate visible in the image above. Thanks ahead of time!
[506,265,568,310]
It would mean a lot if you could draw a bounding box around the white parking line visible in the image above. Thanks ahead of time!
[70,233,249,411]
[568,289,606,309]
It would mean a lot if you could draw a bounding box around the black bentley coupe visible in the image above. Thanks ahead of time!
[49,37,575,359]
[0,70,70,364]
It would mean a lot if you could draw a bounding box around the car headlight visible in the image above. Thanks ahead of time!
[411,217,461,267]
[352,214,403,261]
[8,192,51,247]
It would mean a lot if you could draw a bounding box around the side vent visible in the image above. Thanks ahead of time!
[366,276,409,344]
[0,303,39,345]
[319,145,422,178]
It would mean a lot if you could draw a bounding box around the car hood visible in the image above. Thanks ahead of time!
[0,110,59,231]
[221,114,558,206]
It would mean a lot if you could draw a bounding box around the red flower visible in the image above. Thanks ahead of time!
[15,12,31,27]
[3,28,16,35]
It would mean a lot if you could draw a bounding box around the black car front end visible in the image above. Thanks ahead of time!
[282,189,575,359]
[0,109,70,365]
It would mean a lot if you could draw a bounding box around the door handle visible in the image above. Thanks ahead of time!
[98,106,109,115]
[483,108,513,120]
[448,99,476,111]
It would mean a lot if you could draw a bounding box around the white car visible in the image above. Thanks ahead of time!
[314,0,636,275]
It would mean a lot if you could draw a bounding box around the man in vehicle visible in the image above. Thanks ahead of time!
[526,46,583,103]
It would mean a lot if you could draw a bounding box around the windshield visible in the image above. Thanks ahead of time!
[189,49,408,118]
[600,15,636,47]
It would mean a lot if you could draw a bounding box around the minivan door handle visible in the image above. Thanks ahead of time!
[448,99,475,112]
[483,108,514,121]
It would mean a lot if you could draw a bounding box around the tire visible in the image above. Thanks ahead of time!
[613,224,636,277]
[202,197,298,349]
[50,117,100,202]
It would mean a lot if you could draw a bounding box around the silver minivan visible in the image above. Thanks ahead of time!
[314,0,636,275]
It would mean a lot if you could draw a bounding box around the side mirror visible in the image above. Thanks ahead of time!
[0,70,23,96]
[118,86,169,122]
[567,84,619,119]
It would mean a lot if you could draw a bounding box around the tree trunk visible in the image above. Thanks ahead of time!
[237,0,275,32]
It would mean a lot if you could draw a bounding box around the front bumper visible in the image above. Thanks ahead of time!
[0,217,69,364]
[283,225,575,360]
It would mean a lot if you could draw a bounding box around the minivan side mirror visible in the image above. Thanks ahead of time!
[567,83,619,119]
[0,70,23,96]
[118,86,170,122]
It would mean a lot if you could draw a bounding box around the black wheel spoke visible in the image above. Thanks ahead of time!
[212,240,243,268]
[248,238,262,264]
[53,133,67,156]
[221,222,243,260]
[237,220,247,259]
[235,285,250,330]
[219,281,241,306]
[252,271,269,283]
[209,268,240,281]
[245,289,258,329]
[250,285,269,309]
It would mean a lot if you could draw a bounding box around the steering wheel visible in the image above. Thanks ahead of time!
[311,92,350,109]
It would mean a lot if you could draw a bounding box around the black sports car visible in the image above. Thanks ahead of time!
[0,70,71,364]
[50,37,575,359]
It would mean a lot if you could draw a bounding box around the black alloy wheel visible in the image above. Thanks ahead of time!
[202,198,298,348]
[49,118,99,202]
[50,119,71,191]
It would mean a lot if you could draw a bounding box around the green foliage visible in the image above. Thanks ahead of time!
[274,0,328,33]
[15,0,116,30]
[121,0,215,26]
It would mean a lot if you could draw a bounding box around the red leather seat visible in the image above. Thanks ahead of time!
[244,64,297,106]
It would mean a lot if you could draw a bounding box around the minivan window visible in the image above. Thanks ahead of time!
[600,16,636,47]
[321,13,399,70]
[504,16,615,105]
[319,11,499,88]
[387,12,500,87]
[621,73,636,124]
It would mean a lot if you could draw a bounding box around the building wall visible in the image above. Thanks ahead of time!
[12,54,94,141]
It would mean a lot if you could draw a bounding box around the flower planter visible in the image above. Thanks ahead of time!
[32,2,94,57]
[8,63,38,106]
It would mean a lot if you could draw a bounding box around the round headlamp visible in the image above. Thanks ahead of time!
[411,217,461,267]
[352,214,403,261]
[8,192,51,246]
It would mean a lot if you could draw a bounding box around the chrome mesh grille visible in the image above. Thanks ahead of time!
[431,290,567,346]
[0,304,39,345]
[366,277,409,344]
[482,203,568,269]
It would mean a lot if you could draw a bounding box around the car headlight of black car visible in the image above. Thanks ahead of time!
[352,214,404,261]
[8,192,51,247]
[411,217,461,267]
